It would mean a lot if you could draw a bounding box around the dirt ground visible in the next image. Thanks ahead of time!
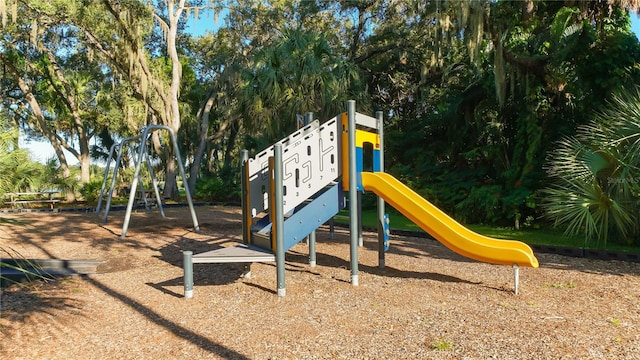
[1,205,639,359]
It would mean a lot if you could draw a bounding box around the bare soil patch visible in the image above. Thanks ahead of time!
[1,205,639,359]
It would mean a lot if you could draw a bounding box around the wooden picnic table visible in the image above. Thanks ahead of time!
[3,190,62,209]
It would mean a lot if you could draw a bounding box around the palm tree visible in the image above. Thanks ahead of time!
[0,128,41,194]
[543,88,640,247]
[0,127,50,285]
[239,28,364,145]
[1,125,78,200]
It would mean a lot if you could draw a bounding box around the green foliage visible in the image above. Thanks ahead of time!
[5,0,640,228]
[1,245,50,287]
[195,174,240,202]
[543,88,640,248]
[195,176,225,202]
[239,27,365,145]
[79,179,104,205]
[0,131,40,194]
[42,158,80,196]
[455,185,502,224]
[433,168,488,215]
[375,2,640,230]
[0,127,76,196]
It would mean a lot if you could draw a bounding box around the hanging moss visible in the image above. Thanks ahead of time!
[493,35,506,106]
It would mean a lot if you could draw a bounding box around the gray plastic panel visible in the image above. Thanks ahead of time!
[247,118,340,216]
[192,244,275,263]
[355,112,379,129]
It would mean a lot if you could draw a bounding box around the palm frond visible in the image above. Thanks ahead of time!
[543,180,601,244]
[544,87,640,247]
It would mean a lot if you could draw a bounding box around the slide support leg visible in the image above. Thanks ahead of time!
[513,264,519,295]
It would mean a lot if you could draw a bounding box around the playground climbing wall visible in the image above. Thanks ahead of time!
[246,117,341,217]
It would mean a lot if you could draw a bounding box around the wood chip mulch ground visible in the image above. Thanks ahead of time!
[1,205,639,359]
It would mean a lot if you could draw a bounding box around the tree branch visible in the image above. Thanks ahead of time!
[353,43,396,64]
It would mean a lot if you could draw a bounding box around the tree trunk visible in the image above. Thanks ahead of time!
[522,0,535,22]
[223,119,239,171]
[162,0,185,200]
[189,87,216,194]
[164,154,179,198]
[43,49,94,184]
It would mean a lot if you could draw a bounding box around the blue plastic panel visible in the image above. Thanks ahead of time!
[282,183,344,251]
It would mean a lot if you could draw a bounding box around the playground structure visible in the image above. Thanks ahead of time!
[183,100,539,298]
[96,125,200,238]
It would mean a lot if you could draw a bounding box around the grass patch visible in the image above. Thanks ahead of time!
[545,281,577,289]
[334,208,640,253]
[428,338,454,351]
[335,208,420,231]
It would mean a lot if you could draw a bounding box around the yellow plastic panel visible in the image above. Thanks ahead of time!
[361,172,539,268]
[356,129,379,149]
[340,112,380,191]
[341,113,349,191]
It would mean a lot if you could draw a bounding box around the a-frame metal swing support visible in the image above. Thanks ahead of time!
[118,125,199,238]
[96,134,161,223]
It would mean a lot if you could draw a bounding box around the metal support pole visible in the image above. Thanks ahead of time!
[138,179,150,210]
[305,112,317,266]
[240,150,253,276]
[274,143,286,297]
[348,100,359,286]
[183,251,193,298]
[121,134,147,238]
[329,218,335,239]
[241,150,250,245]
[309,230,317,267]
[376,110,386,269]
[101,135,142,223]
[121,125,199,238]
[513,264,520,295]
[168,127,200,234]
[145,152,165,217]
[96,143,118,215]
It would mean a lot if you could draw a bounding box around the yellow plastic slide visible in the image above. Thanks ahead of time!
[361,172,539,268]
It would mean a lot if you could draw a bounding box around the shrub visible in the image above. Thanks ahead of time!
[196,175,240,202]
[79,180,104,205]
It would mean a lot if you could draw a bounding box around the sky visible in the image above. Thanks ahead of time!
[20,12,640,164]
[633,12,640,35]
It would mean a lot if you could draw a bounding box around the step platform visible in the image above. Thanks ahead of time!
[192,244,275,264]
